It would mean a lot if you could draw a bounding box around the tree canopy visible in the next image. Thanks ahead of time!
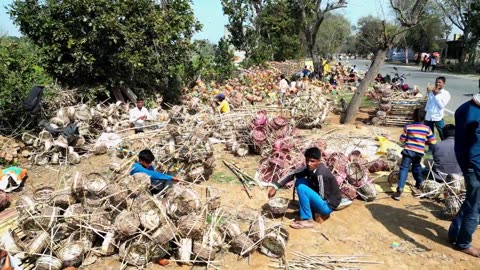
[9,0,201,99]
[314,13,351,57]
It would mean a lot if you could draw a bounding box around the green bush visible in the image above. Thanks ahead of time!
[0,36,52,134]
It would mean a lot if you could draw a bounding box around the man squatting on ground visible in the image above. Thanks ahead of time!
[448,94,480,257]
[268,147,342,229]
[392,109,436,201]
[130,149,182,194]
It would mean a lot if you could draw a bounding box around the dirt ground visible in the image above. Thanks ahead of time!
[4,112,480,270]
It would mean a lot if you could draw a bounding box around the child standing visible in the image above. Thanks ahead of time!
[130,149,182,194]
[392,109,436,201]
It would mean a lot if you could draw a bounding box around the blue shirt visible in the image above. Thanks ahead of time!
[454,100,480,172]
[130,162,172,185]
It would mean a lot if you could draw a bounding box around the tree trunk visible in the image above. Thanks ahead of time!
[342,48,387,124]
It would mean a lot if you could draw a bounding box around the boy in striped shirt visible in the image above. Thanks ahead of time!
[392,109,436,201]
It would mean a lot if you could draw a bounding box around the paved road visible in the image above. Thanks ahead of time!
[348,59,480,114]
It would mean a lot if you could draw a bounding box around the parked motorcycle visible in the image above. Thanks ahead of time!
[391,67,411,91]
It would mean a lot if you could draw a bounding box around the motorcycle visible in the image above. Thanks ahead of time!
[391,67,411,91]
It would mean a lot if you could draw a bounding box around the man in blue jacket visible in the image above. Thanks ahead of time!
[448,94,480,257]
[130,149,182,194]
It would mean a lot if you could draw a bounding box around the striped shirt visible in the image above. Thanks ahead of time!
[400,122,436,153]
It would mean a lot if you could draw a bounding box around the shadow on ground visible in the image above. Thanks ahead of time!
[366,203,450,251]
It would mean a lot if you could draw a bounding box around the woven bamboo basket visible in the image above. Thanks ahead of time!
[121,173,150,195]
[52,223,74,241]
[67,230,95,251]
[178,214,205,239]
[151,223,178,245]
[82,197,105,212]
[82,176,108,198]
[119,241,149,266]
[166,188,201,219]
[107,184,128,210]
[267,197,289,216]
[203,228,225,248]
[114,211,140,236]
[19,216,43,233]
[33,186,55,203]
[51,188,76,209]
[35,255,63,270]
[259,231,287,258]
[39,206,61,229]
[26,231,50,254]
[346,162,366,185]
[16,195,37,217]
[139,200,162,231]
[59,242,84,267]
[248,215,266,242]
[230,233,255,255]
[222,221,242,239]
[421,180,444,199]
[359,181,377,202]
[64,203,87,226]
[89,212,112,231]
[149,242,169,261]
[446,174,465,195]
[193,242,217,260]
[444,195,463,219]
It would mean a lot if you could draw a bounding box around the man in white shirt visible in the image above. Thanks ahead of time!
[129,98,151,134]
[425,76,451,140]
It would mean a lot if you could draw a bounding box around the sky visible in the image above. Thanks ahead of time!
[0,0,457,42]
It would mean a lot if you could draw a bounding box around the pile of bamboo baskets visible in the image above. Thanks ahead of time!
[3,172,289,269]
[370,83,426,126]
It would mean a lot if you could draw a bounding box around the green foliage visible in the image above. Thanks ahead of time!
[221,0,304,65]
[404,8,451,53]
[9,0,201,102]
[213,38,236,82]
[0,36,52,134]
[314,13,351,57]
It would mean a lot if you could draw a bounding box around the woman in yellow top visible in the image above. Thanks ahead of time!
[322,59,330,77]
[213,93,230,114]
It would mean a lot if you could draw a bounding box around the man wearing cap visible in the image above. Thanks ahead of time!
[425,76,451,140]
[448,94,480,257]
[212,93,230,114]
[129,98,151,133]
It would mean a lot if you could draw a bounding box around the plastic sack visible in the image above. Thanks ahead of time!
[376,136,402,156]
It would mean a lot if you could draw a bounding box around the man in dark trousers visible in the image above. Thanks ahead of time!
[448,94,480,257]
[268,147,341,229]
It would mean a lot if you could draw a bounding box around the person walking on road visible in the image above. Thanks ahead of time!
[425,76,451,140]
[448,94,480,257]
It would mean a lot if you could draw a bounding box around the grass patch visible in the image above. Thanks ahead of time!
[211,171,238,184]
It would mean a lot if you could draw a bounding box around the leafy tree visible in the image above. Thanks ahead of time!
[435,0,479,66]
[0,36,52,134]
[222,0,304,64]
[9,0,201,102]
[343,0,429,124]
[213,38,236,82]
[293,0,346,75]
[405,12,450,54]
[314,13,351,57]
